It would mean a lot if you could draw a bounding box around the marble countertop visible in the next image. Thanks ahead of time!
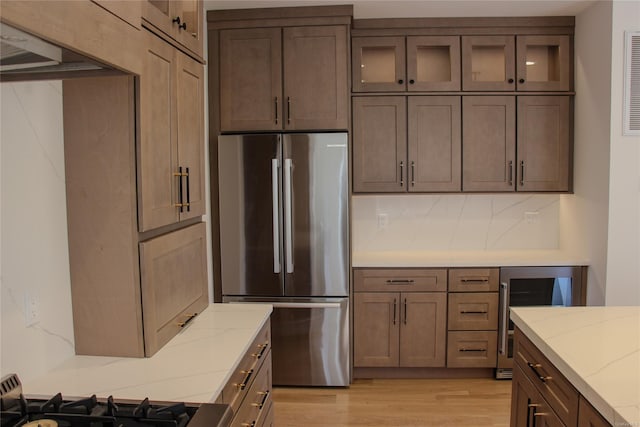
[23,303,272,404]
[352,249,589,267]
[510,306,640,427]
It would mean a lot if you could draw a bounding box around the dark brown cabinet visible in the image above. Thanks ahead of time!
[220,25,348,132]
[578,398,613,427]
[462,35,571,92]
[353,269,447,368]
[352,35,460,92]
[353,95,461,193]
[139,31,205,231]
[463,95,571,192]
[143,0,203,58]
[511,364,565,427]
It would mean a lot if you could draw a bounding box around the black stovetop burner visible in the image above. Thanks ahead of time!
[0,375,231,427]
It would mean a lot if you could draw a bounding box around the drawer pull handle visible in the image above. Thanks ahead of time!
[386,279,415,284]
[527,362,552,383]
[459,348,486,352]
[251,390,270,409]
[460,310,488,314]
[460,278,489,283]
[240,423,255,427]
[252,342,269,359]
[177,313,197,327]
[236,369,254,390]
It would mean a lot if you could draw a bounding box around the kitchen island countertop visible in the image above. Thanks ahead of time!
[510,306,640,427]
[22,303,272,404]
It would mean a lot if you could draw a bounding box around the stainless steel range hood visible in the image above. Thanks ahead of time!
[0,23,121,81]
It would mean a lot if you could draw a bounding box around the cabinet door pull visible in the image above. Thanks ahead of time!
[172,16,186,30]
[398,79,404,84]
[459,348,486,352]
[236,369,254,390]
[252,342,269,359]
[520,161,525,186]
[460,278,489,283]
[460,310,488,314]
[251,390,269,409]
[400,161,404,187]
[393,298,397,325]
[527,362,552,383]
[386,279,415,284]
[519,78,525,84]
[403,298,407,325]
[508,78,515,84]
[185,167,191,212]
[274,97,279,124]
[177,312,197,327]
[173,167,184,212]
[508,160,513,186]
[287,96,291,124]
[411,161,415,186]
[409,79,415,84]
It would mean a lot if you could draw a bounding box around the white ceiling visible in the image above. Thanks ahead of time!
[204,0,598,18]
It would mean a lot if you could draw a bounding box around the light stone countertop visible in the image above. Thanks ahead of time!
[510,306,640,427]
[352,249,589,267]
[23,303,272,404]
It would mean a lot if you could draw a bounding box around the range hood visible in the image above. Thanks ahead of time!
[0,23,120,81]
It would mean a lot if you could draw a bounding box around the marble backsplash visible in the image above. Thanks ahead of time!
[352,193,560,253]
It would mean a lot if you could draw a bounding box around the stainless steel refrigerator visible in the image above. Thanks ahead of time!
[218,133,349,386]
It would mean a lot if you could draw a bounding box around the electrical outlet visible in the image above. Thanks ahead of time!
[524,211,540,224]
[24,292,39,327]
[377,213,389,229]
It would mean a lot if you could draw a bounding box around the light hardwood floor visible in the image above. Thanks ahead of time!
[272,378,512,427]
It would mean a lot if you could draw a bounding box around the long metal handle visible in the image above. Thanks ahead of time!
[393,298,397,325]
[499,281,509,355]
[271,159,281,274]
[460,310,488,314]
[411,161,415,186]
[174,167,184,212]
[185,167,190,212]
[400,161,404,187]
[287,96,291,124]
[459,348,487,352]
[460,278,489,283]
[403,298,407,325]
[520,160,525,186]
[284,158,294,273]
[386,279,414,284]
[508,160,513,186]
[271,302,341,309]
[274,97,279,125]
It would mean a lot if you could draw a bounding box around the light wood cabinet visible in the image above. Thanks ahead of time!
[352,36,460,92]
[63,75,209,358]
[91,0,141,28]
[143,0,203,58]
[463,95,571,192]
[578,397,613,427]
[219,25,348,132]
[462,35,571,92]
[139,30,205,231]
[511,363,565,427]
[219,320,273,427]
[353,269,447,368]
[353,95,461,193]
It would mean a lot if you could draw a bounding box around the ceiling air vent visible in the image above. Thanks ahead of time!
[624,31,640,135]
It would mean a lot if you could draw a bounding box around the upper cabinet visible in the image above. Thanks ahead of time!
[143,0,204,58]
[219,25,348,132]
[462,35,571,92]
[352,36,461,92]
[138,31,205,231]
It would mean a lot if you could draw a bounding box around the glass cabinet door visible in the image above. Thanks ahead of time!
[516,35,570,91]
[352,37,406,92]
[406,36,460,91]
[462,35,516,91]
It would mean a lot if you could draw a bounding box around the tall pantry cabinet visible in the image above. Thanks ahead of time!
[64,0,208,358]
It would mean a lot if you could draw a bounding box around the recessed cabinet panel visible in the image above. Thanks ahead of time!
[352,96,407,192]
[462,96,516,191]
[219,28,282,132]
[408,96,461,192]
[143,0,203,58]
[407,36,460,91]
[517,35,570,91]
[517,96,571,191]
[354,293,400,367]
[399,293,447,367]
[462,35,516,91]
[352,36,405,92]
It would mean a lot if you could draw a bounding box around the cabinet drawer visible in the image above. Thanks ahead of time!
[223,320,271,414]
[514,328,579,427]
[448,268,499,292]
[448,293,499,330]
[232,350,273,427]
[354,268,447,292]
[447,331,497,368]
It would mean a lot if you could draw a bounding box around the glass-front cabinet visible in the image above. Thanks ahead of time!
[462,34,570,91]
[352,36,460,92]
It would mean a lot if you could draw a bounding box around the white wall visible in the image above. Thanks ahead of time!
[605,0,640,305]
[565,0,613,305]
[0,81,76,382]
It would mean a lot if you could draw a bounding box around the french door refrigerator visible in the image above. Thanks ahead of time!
[218,133,349,386]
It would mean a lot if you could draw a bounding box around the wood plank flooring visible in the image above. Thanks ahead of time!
[272,378,512,427]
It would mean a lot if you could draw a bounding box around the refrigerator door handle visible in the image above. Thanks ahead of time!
[271,302,342,309]
[499,281,509,355]
[271,158,281,274]
[284,158,294,273]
